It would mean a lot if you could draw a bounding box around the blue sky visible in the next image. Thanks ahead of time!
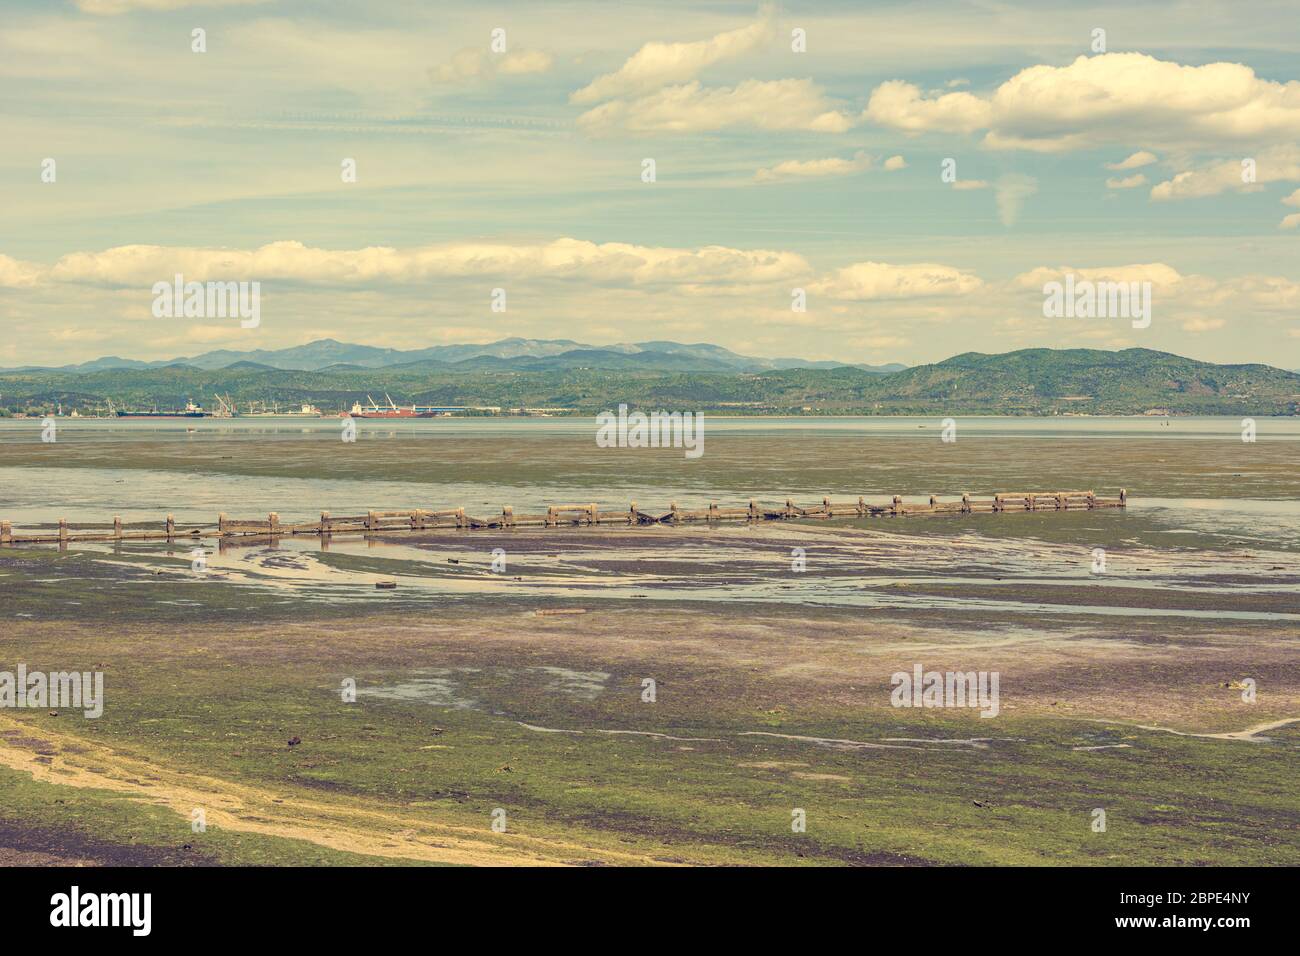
[1,0,1298,367]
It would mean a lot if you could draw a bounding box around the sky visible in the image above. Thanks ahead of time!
[1,0,1298,368]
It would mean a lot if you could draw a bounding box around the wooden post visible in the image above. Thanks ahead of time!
[961,492,971,514]
[409,510,420,531]
[546,506,557,527]
[503,505,514,528]
[166,513,175,538]
[1056,493,1067,510]
[113,516,123,539]
[993,494,1003,513]
[929,495,938,507]
[669,502,678,523]
[320,511,331,535]
[785,499,795,518]
[892,495,902,515]
[269,512,280,535]
[1027,494,1036,511]
[1086,491,1096,509]
[455,507,465,529]
[218,512,228,535]
[749,499,759,521]
[822,497,831,515]
[366,510,376,531]
[628,502,637,524]
[1119,488,1127,507]
[857,496,866,516]
[588,503,598,525]
[59,518,68,542]
[709,501,718,520]
[0,521,10,545]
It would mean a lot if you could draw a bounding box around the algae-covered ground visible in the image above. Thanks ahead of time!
[2,421,1297,865]
[1,563,1296,865]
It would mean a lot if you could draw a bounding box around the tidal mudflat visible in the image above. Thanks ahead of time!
[0,418,1296,865]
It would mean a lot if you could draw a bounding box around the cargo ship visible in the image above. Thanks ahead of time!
[113,400,211,418]
[346,395,465,418]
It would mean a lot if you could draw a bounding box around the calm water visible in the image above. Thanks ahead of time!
[1,416,1296,618]
[1,416,1296,546]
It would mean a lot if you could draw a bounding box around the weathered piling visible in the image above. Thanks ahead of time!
[0,490,1127,544]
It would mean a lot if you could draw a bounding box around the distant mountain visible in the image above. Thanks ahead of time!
[2,347,1296,417]
[0,338,904,375]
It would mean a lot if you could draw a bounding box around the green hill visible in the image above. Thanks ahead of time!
[1,348,1296,417]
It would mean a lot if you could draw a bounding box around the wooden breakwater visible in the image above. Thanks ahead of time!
[0,490,1126,544]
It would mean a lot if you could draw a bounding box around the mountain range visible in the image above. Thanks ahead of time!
[2,346,1297,416]
[1,338,906,375]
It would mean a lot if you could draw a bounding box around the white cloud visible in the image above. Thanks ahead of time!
[1012,263,1187,291]
[41,238,813,289]
[1281,188,1300,228]
[863,80,992,134]
[1149,147,1300,201]
[865,54,1300,153]
[576,78,852,134]
[812,261,984,300]
[0,254,42,288]
[883,154,907,171]
[430,47,554,84]
[755,151,874,183]
[572,8,774,104]
[1106,173,1147,189]
[1182,317,1226,332]
[952,179,989,190]
[1107,151,1158,171]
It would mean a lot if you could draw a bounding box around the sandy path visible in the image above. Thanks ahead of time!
[1084,716,1300,741]
[0,714,663,867]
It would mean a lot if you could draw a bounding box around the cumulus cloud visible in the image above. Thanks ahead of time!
[812,261,984,300]
[755,151,875,183]
[41,239,813,289]
[864,54,1300,153]
[576,78,852,134]
[572,7,774,104]
[430,47,553,84]
[1281,188,1300,229]
[1149,146,1300,201]
[1106,173,1147,189]
[0,254,42,288]
[1012,264,1299,317]
[952,179,989,190]
[863,80,991,134]
[1107,151,1158,171]
[883,154,907,171]
[1012,263,1187,291]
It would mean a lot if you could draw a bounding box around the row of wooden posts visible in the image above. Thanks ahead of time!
[0,490,1125,544]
